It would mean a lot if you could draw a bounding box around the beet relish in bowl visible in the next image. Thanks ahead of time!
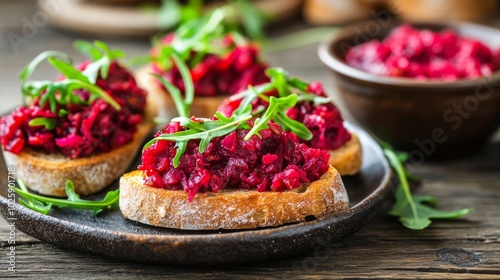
[319,20,500,158]
[345,24,500,81]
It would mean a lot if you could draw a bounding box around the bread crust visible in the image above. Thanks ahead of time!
[136,66,227,120]
[2,119,153,197]
[119,166,349,230]
[329,133,362,176]
[2,94,158,197]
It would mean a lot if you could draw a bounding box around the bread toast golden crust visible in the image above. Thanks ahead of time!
[119,166,349,230]
[136,66,227,119]
[2,92,158,197]
[329,133,362,176]
[2,119,153,197]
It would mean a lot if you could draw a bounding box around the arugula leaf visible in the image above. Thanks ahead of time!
[383,145,472,230]
[17,180,52,214]
[14,180,119,216]
[245,95,298,140]
[73,40,126,83]
[19,51,72,80]
[20,49,122,114]
[144,113,252,168]
[275,113,312,141]
[153,51,194,118]
[229,67,329,141]
[28,117,58,130]
[152,4,264,71]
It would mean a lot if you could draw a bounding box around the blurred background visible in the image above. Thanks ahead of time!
[1,0,500,143]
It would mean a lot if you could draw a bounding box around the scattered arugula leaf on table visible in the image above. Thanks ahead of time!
[14,180,120,215]
[14,180,119,216]
[383,144,472,230]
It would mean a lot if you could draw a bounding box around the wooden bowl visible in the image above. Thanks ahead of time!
[319,20,500,158]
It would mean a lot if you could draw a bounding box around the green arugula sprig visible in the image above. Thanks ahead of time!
[230,67,331,141]
[153,5,264,71]
[147,59,305,167]
[155,8,229,71]
[153,50,194,118]
[20,41,122,116]
[383,144,472,230]
[145,110,253,168]
[73,40,126,83]
[154,0,266,41]
[14,180,119,215]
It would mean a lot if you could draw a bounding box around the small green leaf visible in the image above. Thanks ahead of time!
[73,40,103,60]
[275,112,312,141]
[171,52,194,105]
[28,117,58,130]
[20,51,72,80]
[384,145,472,230]
[244,95,298,141]
[173,141,187,168]
[14,179,119,216]
[48,57,90,82]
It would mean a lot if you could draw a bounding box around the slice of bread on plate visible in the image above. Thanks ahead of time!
[2,103,156,197]
[120,166,349,230]
[329,132,362,176]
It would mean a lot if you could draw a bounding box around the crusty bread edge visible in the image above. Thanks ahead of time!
[329,133,362,176]
[2,93,158,197]
[135,66,227,120]
[119,166,349,230]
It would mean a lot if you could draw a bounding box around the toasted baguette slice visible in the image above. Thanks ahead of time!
[120,166,349,230]
[329,133,362,176]
[2,98,157,197]
[136,66,227,120]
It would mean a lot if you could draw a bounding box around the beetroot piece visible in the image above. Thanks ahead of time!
[139,121,330,199]
[151,34,269,96]
[0,62,147,158]
[345,24,499,80]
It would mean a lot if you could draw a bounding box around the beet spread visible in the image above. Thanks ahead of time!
[0,61,146,158]
[346,24,500,80]
[218,82,351,151]
[151,34,269,96]
[139,121,330,200]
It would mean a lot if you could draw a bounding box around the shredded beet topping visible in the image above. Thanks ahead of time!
[346,24,500,80]
[139,121,330,200]
[151,34,269,96]
[0,62,147,158]
[217,82,351,151]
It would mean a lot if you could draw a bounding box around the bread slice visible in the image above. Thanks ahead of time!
[2,99,157,197]
[119,166,349,230]
[136,66,227,120]
[329,133,362,176]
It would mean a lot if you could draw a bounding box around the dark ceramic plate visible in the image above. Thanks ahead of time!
[0,122,393,265]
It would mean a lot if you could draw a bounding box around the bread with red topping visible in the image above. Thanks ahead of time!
[120,166,349,230]
[2,114,154,197]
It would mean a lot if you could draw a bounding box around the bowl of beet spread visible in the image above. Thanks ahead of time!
[150,33,269,97]
[0,61,147,159]
[139,121,330,200]
[319,21,500,158]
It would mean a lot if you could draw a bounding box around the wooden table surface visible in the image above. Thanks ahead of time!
[1,1,500,279]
